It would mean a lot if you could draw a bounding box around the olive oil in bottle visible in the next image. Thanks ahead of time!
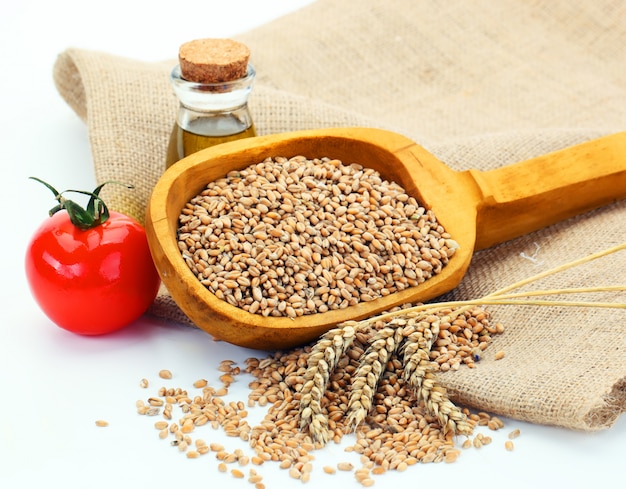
[165,38,257,169]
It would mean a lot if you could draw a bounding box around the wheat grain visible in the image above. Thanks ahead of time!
[508,428,521,439]
[178,156,456,318]
[159,369,173,379]
[135,302,516,482]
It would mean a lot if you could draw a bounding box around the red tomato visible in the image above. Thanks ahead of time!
[25,179,161,335]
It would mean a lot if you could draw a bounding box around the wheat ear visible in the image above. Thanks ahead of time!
[346,324,404,430]
[420,371,473,435]
[299,323,357,443]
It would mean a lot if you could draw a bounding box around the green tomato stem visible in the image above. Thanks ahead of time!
[29,177,133,231]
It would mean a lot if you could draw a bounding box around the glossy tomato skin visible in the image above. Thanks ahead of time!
[25,210,161,335]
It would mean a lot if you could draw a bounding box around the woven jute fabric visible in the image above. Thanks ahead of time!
[52,0,625,431]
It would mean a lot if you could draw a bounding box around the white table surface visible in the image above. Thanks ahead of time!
[1,1,624,488]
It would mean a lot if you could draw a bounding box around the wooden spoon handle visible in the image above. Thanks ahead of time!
[470,131,626,250]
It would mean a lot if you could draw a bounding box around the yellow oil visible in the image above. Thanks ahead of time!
[165,119,256,169]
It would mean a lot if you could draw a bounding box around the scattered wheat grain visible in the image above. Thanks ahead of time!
[509,428,521,439]
[159,370,173,379]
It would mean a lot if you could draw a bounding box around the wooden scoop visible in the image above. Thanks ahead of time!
[145,127,626,350]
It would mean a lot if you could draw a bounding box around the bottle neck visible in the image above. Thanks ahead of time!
[170,64,255,112]
[170,64,255,136]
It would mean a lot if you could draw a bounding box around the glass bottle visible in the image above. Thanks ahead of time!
[165,43,257,169]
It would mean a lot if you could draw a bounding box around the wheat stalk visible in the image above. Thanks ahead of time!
[299,242,625,444]
[488,242,626,297]
[355,242,626,325]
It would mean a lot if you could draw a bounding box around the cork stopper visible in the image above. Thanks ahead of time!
[178,38,250,84]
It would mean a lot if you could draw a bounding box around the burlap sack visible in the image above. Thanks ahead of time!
[52,0,625,431]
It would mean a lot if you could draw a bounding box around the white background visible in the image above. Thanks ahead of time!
[1,1,624,488]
